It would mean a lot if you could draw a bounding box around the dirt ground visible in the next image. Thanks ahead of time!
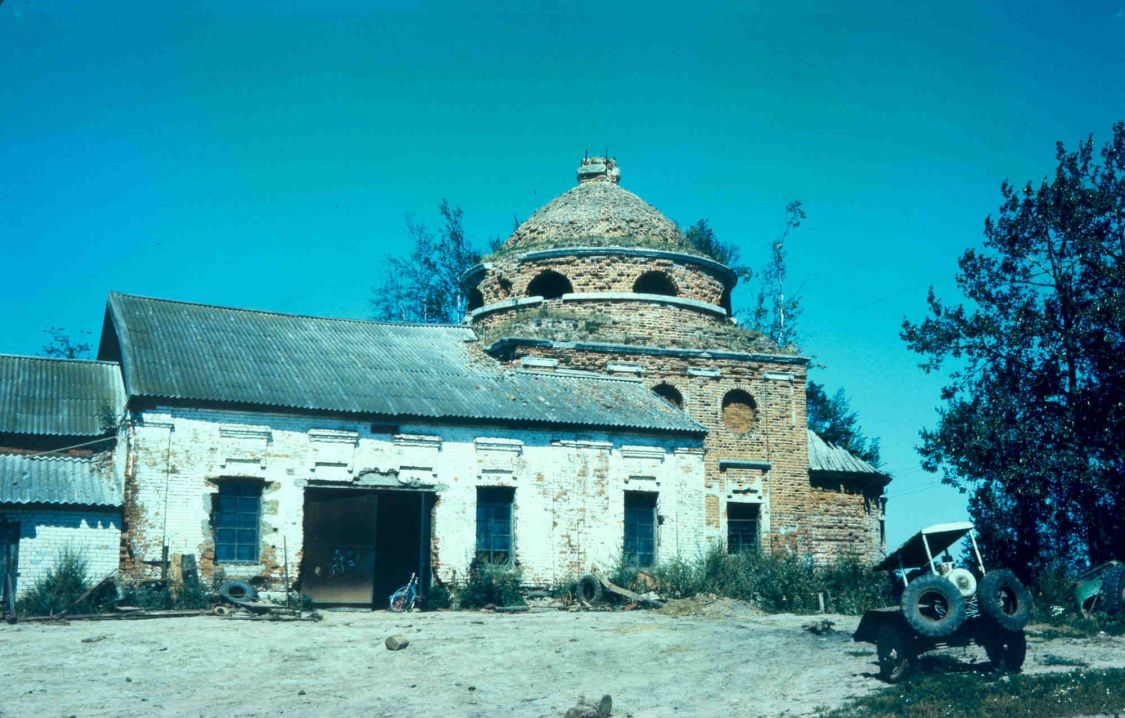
[1,602,1122,718]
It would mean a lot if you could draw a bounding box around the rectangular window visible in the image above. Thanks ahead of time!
[476,487,513,564]
[727,502,760,554]
[623,492,657,567]
[214,482,262,563]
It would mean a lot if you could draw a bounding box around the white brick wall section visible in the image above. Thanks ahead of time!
[128,406,708,590]
[3,508,121,597]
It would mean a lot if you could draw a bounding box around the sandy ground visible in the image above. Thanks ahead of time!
[1,602,1122,718]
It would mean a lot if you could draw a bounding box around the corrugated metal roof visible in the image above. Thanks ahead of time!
[0,354,126,437]
[0,453,122,507]
[103,292,705,435]
[807,429,889,481]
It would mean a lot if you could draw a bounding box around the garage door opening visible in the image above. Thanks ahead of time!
[300,488,433,607]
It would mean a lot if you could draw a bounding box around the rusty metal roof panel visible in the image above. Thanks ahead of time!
[807,429,889,480]
[103,292,705,435]
[0,355,126,437]
[0,453,122,507]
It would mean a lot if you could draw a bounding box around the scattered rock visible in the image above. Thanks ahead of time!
[564,693,612,718]
[802,620,837,636]
[385,634,410,651]
[81,635,108,644]
[298,690,306,696]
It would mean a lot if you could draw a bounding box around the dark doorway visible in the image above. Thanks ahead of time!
[727,503,760,554]
[300,488,432,607]
[1,522,18,617]
[623,492,658,567]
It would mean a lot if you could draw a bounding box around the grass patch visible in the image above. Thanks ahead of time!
[610,547,894,615]
[455,559,525,609]
[822,669,1125,718]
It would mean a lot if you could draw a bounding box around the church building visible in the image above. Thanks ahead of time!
[1,157,888,606]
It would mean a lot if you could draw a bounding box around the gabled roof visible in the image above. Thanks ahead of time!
[0,452,122,507]
[0,354,125,437]
[807,429,889,483]
[100,292,705,435]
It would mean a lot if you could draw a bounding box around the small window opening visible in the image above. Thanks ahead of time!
[476,487,514,564]
[633,271,678,297]
[526,270,573,299]
[727,503,760,554]
[652,383,683,409]
[721,389,757,433]
[624,492,658,567]
[467,288,484,312]
[213,482,262,563]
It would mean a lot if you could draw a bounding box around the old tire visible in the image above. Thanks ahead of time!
[902,574,966,638]
[876,624,913,683]
[979,569,1031,631]
[218,579,258,604]
[981,628,1027,672]
[577,575,603,604]
[1100,565,1125,615]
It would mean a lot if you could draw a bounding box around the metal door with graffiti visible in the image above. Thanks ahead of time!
[301,490,378,604]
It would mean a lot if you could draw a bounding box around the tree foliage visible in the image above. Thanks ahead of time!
[684,218,750,278]
[746,200,806,349]
[806,381,883,467]
[370,200,481,323]
[39,327,92,359]
[901,122,1125,573]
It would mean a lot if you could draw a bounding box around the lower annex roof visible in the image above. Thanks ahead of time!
[99,292,705,436]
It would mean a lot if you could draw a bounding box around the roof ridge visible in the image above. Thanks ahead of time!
[0,353,120,367]
[108,291,473,331]
[514,368,642,385]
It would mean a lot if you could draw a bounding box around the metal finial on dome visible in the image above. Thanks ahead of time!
[577,156,620,184]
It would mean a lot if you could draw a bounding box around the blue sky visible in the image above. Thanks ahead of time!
[2,1,1123,546]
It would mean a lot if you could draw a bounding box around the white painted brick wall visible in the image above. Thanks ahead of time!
[1,508,121,597]
[127,406,708,590]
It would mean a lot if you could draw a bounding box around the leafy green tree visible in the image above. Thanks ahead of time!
[684,218,750,277]
[747,200,805,349]
[371,200,481,323]
[806,381,883,467]
[39,327,92,359]
[901,122,1125,573]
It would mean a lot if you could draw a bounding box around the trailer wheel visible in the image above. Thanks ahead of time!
[577,574,603,604]
[980,628,1026,672]
[979,569,1031,631]
[902,574,966,638]
[876,624,913,683]
[1101,565,1125,615]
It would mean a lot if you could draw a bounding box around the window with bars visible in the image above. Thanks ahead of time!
[476,487,514,564]
[623,492,657,567]
[727,502,760,554]
[214,482,262,563]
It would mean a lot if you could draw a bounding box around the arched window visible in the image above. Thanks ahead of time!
[721,390,757,433]
[526,270,573,299]
[652,383,684,409]
[466,288,484,312]
[633,271,678,297]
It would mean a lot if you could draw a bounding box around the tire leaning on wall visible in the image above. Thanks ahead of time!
[901,574,966,638]
[978,569,1032,631]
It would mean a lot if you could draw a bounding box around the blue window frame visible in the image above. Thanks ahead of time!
[624,492,657,567]
[214,482,261,563]
[727,502,760,554]
[476,487,513,564]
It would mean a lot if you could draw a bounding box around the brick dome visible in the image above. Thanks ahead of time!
[500,157,691,254]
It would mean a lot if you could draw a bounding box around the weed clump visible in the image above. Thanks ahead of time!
[15,546,114,617]
[456,559,525,608]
